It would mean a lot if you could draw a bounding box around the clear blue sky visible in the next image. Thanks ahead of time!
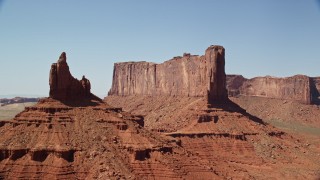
[0,1,319,98]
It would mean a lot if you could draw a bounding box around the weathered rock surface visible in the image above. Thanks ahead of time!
[108,45,228,103]
[49,52,91,101]
[226,75,320,104]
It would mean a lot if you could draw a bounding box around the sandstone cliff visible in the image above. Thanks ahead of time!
[108,45,228,103]
[49,52,91,101]
[226,75,320,104]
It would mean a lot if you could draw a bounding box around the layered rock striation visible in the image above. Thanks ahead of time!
[49,52,91,101]
[108,45,228,103]
[226,75,320,104]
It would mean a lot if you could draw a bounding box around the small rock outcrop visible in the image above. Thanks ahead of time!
[108,45,228,103]
[49,52,91,101]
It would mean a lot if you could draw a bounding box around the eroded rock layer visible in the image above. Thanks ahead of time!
[108,45,228,102]
[227,75,320,104]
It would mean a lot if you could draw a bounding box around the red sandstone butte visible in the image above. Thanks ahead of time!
[49,52,91,101]
[108,45,228,103]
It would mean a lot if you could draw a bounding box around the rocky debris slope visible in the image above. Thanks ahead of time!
[106,94,320,179]
[226,75,320,104]
[230,96,320,128]
[109,45,228,102]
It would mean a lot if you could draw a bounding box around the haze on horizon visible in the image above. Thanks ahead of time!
[0,0,319,98]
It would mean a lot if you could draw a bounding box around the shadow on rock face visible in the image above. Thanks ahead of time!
[208,99,266,125]
[59,94,104,107]
[310,79,320,105]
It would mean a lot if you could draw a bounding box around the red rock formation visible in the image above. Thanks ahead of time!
[108,45,228,103]
[226,75,320,104]
[0,51,255,179]
[2,53,222,179]
[106,45,320,179]
[49,52,91,101]
[1,50,319,179]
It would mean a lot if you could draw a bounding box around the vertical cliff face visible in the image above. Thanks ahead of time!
[49,52,91,101]
[109,61,157,96]
[108,45,228,103]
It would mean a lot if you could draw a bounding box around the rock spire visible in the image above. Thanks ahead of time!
[49,52,91,101]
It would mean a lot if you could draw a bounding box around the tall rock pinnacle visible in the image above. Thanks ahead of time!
[205,45,228,103]
[49,52,91,101]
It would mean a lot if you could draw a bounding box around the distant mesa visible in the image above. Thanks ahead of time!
[108,45,228,104]
[49,52,92,101]
[0,97,39,106]
[227,74,320,105]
